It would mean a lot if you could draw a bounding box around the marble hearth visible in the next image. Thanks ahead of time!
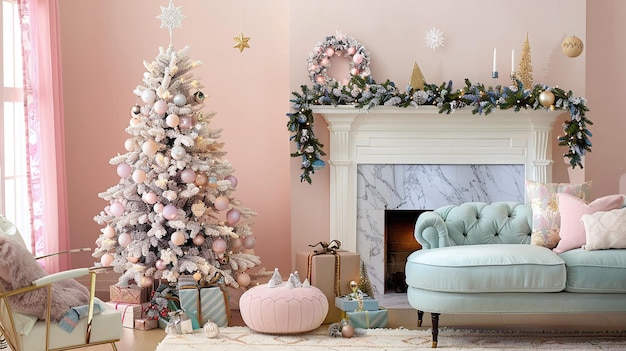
[313,106,560,296]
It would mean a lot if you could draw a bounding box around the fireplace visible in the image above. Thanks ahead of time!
[385,209,424,293]
[313,105,560,296]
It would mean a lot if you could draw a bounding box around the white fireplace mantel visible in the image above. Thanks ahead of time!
[313,105,561,252]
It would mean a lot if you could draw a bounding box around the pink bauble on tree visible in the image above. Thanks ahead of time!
[132,169,146,183]
[214,196,230,211]
[153,99,168,114]
[142,140,158,155]
[109,202,125,216]
[163,204,178,220]
[101,253,114,267]
[139,275,154,288]
[118,233,132,247]
[243,235,256,249]
[193,234,205,246]
[171,231,186,246]
[226,208,241,225]
[166,114,180,128]
[127,256,139,263]
[195,172,208,186]
[180,168,196,184]
[231,237,242,251]
[142,191,158,204]
[117,163,131,178]
[104,225,116,239]
[212,238,227,254]
[225,175,238,188]
[155,259,167,270]
[236,272,251,288]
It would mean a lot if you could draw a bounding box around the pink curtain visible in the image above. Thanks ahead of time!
[19,0,70,272]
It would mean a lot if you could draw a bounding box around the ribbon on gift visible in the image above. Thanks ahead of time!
[307,240,342,297]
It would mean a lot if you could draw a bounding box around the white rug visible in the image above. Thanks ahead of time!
[155,326,626,350]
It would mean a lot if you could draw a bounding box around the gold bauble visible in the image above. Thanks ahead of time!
[562,35,584,58]
[539,90,555,107]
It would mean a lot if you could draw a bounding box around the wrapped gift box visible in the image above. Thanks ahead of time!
[109,284,150,304]
[295,250,360,324]
[105,301,150,328]
[179,286,230,328]
[134,317,158,331]
[346,308,388,329]
[335,296,379,312]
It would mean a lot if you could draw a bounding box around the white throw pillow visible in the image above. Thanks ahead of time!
[581,207,626,250]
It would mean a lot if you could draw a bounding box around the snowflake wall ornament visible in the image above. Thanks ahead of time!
[425,27,445,51]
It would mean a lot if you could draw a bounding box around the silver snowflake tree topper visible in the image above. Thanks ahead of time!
[157,0,186,46]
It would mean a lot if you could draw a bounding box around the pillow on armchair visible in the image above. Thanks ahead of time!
[0,236,90,321]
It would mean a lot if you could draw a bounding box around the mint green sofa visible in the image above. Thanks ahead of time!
[405,202,626,348]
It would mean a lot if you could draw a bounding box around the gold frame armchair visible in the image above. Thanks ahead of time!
[0,267,122,351]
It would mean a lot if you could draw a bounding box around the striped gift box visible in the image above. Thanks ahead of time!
[178,286,230,328]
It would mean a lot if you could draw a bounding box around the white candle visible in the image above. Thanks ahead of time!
[511,49,515,73]
[493,48,497,72]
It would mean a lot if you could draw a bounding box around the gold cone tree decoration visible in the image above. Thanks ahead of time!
[517,33,533,88]
[358,261,375,297]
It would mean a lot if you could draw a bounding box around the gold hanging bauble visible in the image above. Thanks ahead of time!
[539,90,555,107]
[562,35,584,58]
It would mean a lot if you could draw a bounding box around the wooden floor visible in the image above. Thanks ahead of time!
[75,307,626,351]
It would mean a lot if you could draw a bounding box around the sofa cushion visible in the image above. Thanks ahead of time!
[525,180,591,249]
[405,244,566,293]
[559,248,626,293]
[582,207,626,250]
[553,193,625,254]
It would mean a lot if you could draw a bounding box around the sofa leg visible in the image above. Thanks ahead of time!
[431,313,440,348]
[417,310,424,327]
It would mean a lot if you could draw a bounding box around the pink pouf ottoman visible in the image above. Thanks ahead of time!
[239,272,328,334]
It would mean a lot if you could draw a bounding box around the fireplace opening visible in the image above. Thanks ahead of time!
[384,210,425,293]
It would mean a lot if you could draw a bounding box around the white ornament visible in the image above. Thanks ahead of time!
[425,27,445,50]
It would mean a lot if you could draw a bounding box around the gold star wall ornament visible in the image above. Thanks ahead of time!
[234,32,250,52]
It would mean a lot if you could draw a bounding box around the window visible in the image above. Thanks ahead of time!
[2,0,31,248]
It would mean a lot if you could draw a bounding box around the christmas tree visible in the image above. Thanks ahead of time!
[517,32,533,88]
[92,0,261,289]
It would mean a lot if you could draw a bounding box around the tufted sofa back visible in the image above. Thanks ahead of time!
[416,202,533,248]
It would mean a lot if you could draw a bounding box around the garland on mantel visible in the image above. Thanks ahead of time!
[287,75,592,184]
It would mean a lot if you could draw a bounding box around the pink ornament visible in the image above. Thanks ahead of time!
[226,208,241,225]
[320,58,330,67]
[353,53,364,65]
[117,163,131,178]
[243,235,256,249]
[231,237,242,251]
[193,234,205,246]
[153,100,168,114]
[129,117,140,126]
[325,47,335,57]
[316,76,325,85]
[142,192,158,204]
[163,204,178,220]
[104,226,116,239]
[142,140,158,155]
[225,175,238,188]
[171,231,186,246]
[350,68,360,76]
[166,114,180,128]
[127,256,139,263]
[154,203,164,213]
[118,232,132,247]
[214,196,230,211]
[100,253,114,267]
[179,116,193,129]
[109,202,125,216]
[139,276,154,288]
[195,172,208,186]
[309,64,318,72]
[141,89,156,104]
[212,238,227,254]
[347,47,356,55]
[155,259,167,270]
[236,272,251,288]
[180,168,196,184]
[132,169,146,183]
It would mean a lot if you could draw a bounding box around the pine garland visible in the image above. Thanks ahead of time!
[287,75,591,184]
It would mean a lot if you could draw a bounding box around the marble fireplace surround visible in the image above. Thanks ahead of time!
[313,105,560,295]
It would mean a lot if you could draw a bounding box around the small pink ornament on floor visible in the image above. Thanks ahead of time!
[203,320,219,338]
[341,324,354,338]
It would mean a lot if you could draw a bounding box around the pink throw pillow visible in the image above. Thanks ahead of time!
[553,193,625,254]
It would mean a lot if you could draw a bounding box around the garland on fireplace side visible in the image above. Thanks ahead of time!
[286,75,591,184]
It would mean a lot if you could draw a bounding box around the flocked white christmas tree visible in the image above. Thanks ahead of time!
[92,0,261,289]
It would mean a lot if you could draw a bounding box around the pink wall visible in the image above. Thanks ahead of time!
[59,0,291,287]
[58,1,625,283]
